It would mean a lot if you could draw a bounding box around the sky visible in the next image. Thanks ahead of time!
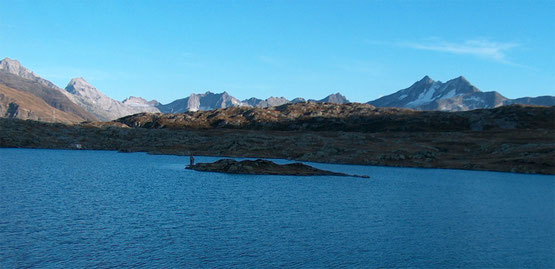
[1,0,554,104]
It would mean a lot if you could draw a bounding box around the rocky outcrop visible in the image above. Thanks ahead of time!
[187,158,369,177]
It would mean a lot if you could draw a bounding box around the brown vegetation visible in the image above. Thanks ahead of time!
[1,103,553,175]
[0,84,84,123]
[114,102,554,132]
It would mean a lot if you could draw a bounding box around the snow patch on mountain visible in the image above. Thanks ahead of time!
[406,82,440,107]
[158,91,246,113]
[439,89,457,100]
[369,76,509,111]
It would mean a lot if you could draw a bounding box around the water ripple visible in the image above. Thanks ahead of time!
[0,149,554,268]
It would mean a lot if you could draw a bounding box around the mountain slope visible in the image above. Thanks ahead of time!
[0,59,97,121]
[63,78,160,121]
[0,83,83,123]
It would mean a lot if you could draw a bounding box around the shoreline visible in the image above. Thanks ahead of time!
[2,146,553,176]
[1,116,554,175]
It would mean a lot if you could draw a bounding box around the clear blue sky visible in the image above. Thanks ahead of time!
[1,0,554,103]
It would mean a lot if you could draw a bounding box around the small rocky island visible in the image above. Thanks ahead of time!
[187,159,370,178]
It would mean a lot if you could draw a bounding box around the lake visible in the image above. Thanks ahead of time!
[1,148,553,267]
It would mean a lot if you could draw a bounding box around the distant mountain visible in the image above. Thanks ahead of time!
[64,78,160,121]
[2,57,553,121]
[0,58,164,122]
[368,76,508,111]
[0,83,83,123]
[242,97,264,107]
[291,97,307,103]
[242,96,290,108]
[158,91,246,113]
[158,91,348,112]
[313,93,350,104]
[0,58,60,89]
[122,96,161,108]
[0,58,97,121]
[504,96,555,106]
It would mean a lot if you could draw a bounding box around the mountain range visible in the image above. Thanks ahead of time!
[63,77,160,121]
[368,75,553,111]
[0,57,553,123]
[0,58,97,122]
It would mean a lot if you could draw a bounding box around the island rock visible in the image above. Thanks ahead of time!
[187,159,369,178]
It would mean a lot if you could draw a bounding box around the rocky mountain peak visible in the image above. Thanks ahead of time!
[122,96,161,107]
[369,75,508,111]
[122,96,145,102]
[446,76,471,86]
[63,78,161,120]
[67,77,90,87]
[320,92,350,104]
[122,96,147,103]
[0,57,23,70]
[65,77,97,96]
[0,57,38,80]
[414,75,435,86]
[455,75,468,82]
[420,75,433,83]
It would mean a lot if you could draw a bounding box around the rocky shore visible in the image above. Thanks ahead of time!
[187,159,370,178]
[1,103,553,175]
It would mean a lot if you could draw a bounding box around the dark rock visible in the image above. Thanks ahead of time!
[187,158,369,178]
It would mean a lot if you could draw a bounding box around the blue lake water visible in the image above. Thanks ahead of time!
[0,148,554,268]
